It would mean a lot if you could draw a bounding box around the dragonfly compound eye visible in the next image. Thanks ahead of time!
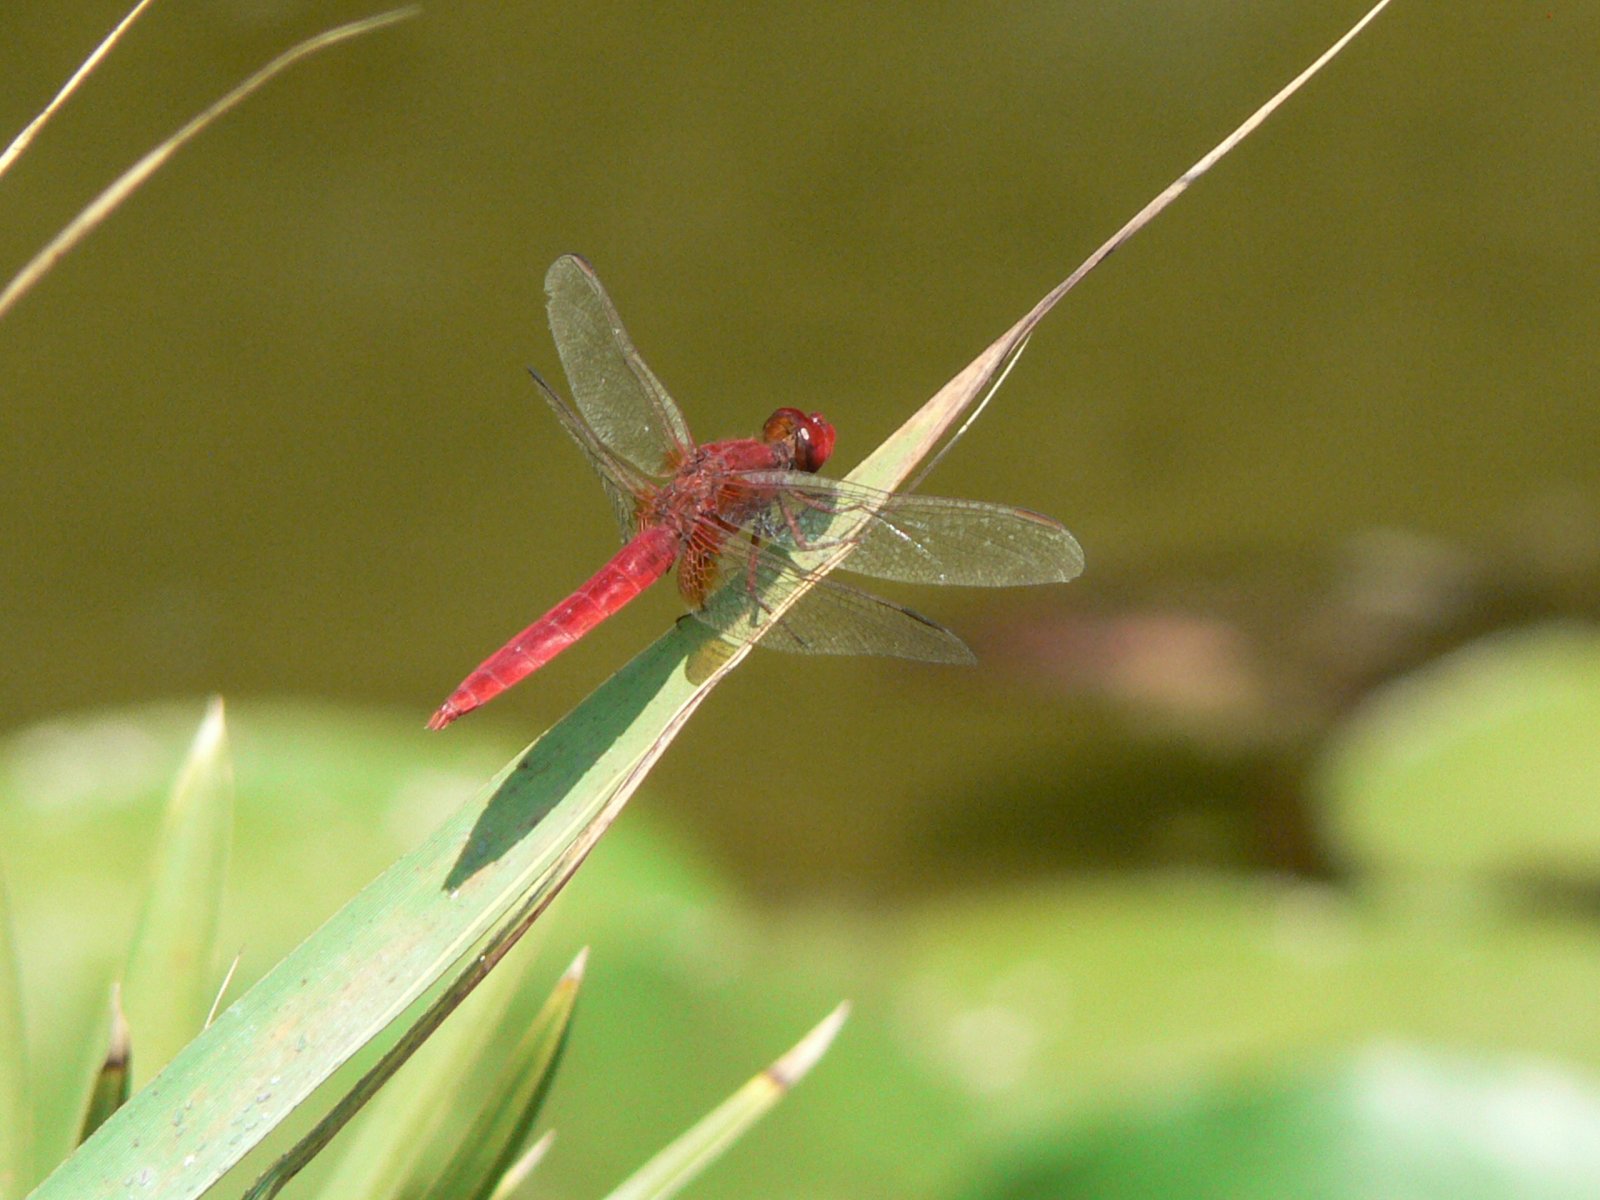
[763,406,832,470]
[799,411,836,472]
[762,407,805,443]
[765,408,836,472]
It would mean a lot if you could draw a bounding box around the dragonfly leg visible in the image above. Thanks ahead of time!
[775,492,859,552]
[743,536,775,624]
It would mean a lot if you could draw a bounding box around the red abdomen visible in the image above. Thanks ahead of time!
[428,525,678,729]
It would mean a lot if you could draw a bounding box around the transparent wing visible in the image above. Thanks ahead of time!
[733,472,1085,587]
[687,532,976,663]
[544,254,695,478]
[526,367,645,542]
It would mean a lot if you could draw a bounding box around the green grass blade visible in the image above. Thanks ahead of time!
[288,942,574,1200]
[487,1131,555,1200]
[432,949,584,1200]
[28,626,733,1200]
[76,987,131,1145]
[122,698,232,1090]
[602,1004,849,1200]
[240,934,519,1200]
[0,864,30,1200]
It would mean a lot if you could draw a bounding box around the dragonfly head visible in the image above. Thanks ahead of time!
[762,407,836,473]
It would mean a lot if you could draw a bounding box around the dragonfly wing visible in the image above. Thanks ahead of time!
[545,254,695,478]
[758,579,977,662]
[528,367,644,541]
[735,472,1085,587]
[686,534,975,663]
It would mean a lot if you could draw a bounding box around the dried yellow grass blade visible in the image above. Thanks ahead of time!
[0,8,416,324]
[0,0,159,183]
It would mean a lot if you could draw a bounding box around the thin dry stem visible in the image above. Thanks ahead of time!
[204,950,243,1029]
[0,0,160,183]
[0,8,416,325]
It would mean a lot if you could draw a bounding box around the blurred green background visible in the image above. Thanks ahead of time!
[3,2,1599,1197]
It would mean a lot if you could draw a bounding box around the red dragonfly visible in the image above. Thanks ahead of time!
[429,255,1083,729]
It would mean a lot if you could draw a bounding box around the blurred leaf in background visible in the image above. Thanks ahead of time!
[956,1050,1600,1200]
[4,638,1600,1198]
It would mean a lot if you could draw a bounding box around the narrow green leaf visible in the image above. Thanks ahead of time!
[0,864,30,1200]
[76,987,131,1145]
[487,1131,555,1200]
[302,937,557,1200]
[602,1004,850,1200]
[242,964,500,1200]
[33,624,728,1200]
[236,871,579,1200]
[431,948,585,1200]
[122,697,233,1090]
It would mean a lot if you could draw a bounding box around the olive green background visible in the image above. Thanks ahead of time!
[3,2,1595,893]
[4,6,1600,1197]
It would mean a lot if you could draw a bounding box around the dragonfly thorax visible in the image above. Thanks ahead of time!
[643,439,782,548]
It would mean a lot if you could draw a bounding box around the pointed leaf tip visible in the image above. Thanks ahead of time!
[600,1003,852,1200]
[172,696,233,804]
[562,946,590,985]
[195,696,226,757]
[490,1130,557,1200]
[122,697,234,1088]
[767,1002,849,1089]
[79,984,133,1143]
[106,983,131,1069]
